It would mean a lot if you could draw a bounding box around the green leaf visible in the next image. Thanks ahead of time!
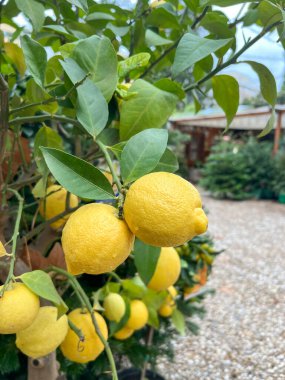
[171,309,185,335]
[212,75,239,128]
[41,147,115,200]
[20,35,47,88]
[25,79,58,114]
[152,148,179,173]
[147,7,180,29]
[121,129,168,183]
[258,111,276,138]
[71,36,118,101]
[133,239,161,285]
[202,0,256,5]
[120,79,178,140]
[15,0,45,33]
[147,307,160,328]
[244,61,277,107]
[20,270,68,318]
[86,12,116,21]
[172,33,232,77]
[97,128,119,146]
[34,126,63,176]
[122,279,146,299]
[118,53,151,79]
[154,78,185,100]
[0,335,20,375]
[145,29,172,46]
[66,0,88,13]
[76,80,109,137]
[108,142,126,159]
[4,42,26,76]
[258,0,282,26]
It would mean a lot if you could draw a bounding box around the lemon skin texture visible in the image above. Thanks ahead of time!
[62,203,135,275]
[16,306,68,358]
[39,185,78,230]
[60,309,108,364]
[0,282,40,334]
[123,172,208,247]
[0,241,7,257]
[147,247,181,291]
[114,326,134,340]
[158,286,177,317]
[103,293,126,322]
[126,300,149,330]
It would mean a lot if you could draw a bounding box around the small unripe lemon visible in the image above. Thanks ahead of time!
[16,306,68,358]
[60,308,108,364]
[0,282,40,334]
[113,326,134,340]
[147,247,181,291]
[123,172,208,247]
[62,203,134,275]
[39,185,78,230]
[126,300,148,330]
[103,293,126,322]
[158,286,177,318]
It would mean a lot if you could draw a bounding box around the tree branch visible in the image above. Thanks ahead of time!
[9,114,82,128]
[184,20,283,92]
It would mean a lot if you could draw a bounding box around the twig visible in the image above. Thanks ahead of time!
[191,6,209,30]
[9,73,90,115]
[9,114,82,128]
[184,20,283,92]
[46,266,118,380]
[96,140,122,192]
[0,189,24,296]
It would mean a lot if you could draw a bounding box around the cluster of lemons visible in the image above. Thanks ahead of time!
[0,171,207,363]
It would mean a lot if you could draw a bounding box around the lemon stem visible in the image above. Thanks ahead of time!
[47,266,118,380]
[0,189,23,297]
[96,140,122,193]
[68,319,85,342]
[107,271,122,283]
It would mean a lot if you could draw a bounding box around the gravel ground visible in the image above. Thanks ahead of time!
[158,195,285,380]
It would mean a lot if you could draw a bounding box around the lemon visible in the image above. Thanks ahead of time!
[123,172,208,247]
[103,293,125,322]
[60,308,108,364]
[62,203,134,275]
[114,326,134,340]
[126,300,148,330]
[0,241,7,257]
[0,282,40,334]
[39,185,78,230]
[147,247,181,291]
[158,286,177,317]
[16,306,68,358]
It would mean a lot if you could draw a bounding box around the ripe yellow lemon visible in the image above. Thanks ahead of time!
[0,241,7,257]
[62,203,134,275]
[158,286,177,317]
[0,282,40,334]
[126,300,149,330]
[114,326,134,340]
[103,293,126,322]
[123,172,208,247]
[39,185,78,230]
[60,309,108,364]
[16,306,68,358]
[147,247,181,291]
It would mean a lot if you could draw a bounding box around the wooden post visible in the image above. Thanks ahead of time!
[28,352,62,380]
[273,110,282,155]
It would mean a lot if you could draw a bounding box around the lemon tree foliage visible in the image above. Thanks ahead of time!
[0,0,284,378]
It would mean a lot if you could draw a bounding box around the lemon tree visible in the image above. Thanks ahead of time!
[0,0,283,378]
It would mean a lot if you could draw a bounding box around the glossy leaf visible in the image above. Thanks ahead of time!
[21,35,47,88]
[121,129,168,183]
[212,75,239,128]
[134,239,161,286]
[258,111,276,138]
[244,61,277,107]
[202,0,256,5]
[171,308,185,335]
[15,0,45,33]
[118,53,151,79]
[152,148,179,173]
[34,126,63,176]
[4,43,26,76]
[20,270,68,318]
[145,29,172,46]
[120,79,177,140]
[122,279,146,299]
[41,147,115,200]
[71,35,118,101]
[172,33,232,77]
[154,79,185,100]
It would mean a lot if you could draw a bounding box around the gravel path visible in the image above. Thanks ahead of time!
[158,195,285,380]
